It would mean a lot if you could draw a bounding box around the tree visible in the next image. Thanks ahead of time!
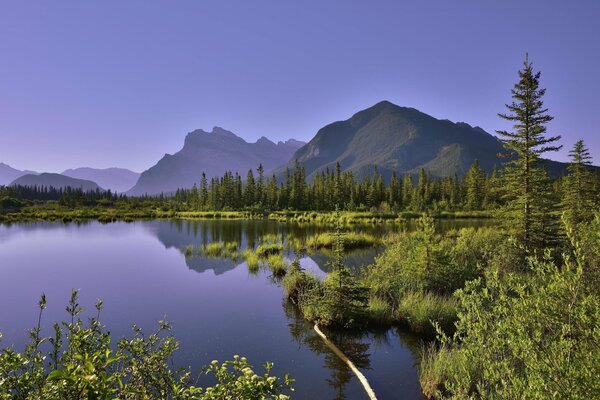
[463,160,486,210]
[317,208,369,328]
[496,54,562,255]
[563,139,596,225]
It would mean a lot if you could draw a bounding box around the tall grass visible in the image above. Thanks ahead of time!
[256,243,284,257]
[202,241,239,258]
[242,248,261,272]
[419,344,468,399]
[396,292,457,335]
[267,254,287,276]
[306,231,379,250]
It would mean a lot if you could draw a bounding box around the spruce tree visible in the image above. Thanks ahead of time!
[563,139,596,225]
[464,160,486,210]
[496,55,561,254]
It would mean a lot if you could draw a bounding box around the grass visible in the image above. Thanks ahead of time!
[306,231,379,250]
[419,344,468,399]
[366,296,394,325]
[256,242,284,257]
[396,292,457,336]
[242,249,261,272]
[267,254,287,276]
[202,241,239,258]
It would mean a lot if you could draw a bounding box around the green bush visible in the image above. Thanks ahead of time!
[0,290,294,400]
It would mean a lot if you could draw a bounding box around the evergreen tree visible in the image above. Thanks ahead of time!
[245,169,256,207]
[496,55,562,254]
[464,160,486,210]
[321,208,369,328]
[563,139,596,225]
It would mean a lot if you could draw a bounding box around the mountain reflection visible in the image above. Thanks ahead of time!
[143,219,382,275]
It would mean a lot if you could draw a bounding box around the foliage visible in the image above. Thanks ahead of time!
[423,230,600,399]
[496,54,562,256]
[0,290,294,400]
[562,139,598,226]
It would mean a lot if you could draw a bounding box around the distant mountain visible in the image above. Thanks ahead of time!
[0,163,38,186]
[62,167,140,193]
[127,127,305,196]
[11,173,103,192]
[283,100,583,180]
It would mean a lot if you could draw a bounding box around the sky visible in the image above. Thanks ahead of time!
[1,0,599,173]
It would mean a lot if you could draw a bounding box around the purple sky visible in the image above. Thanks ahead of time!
[1,1,599,172]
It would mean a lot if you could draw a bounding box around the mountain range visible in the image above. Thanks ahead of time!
[126,127,305,196]
[0,163,38,186]
[3,101,595,195]
[11,173,103,192]
[281,100,576,181]
[62,167,140,193]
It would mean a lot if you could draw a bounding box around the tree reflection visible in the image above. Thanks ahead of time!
[284,302,371,400]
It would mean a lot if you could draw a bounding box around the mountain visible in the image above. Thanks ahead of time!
[62,167,140,193]
[0,163,38,186]
[127,127,305,196]
[283,100,583,180]
[10,173,103,192]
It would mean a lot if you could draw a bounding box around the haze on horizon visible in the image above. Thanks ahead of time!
[1,0,599,173]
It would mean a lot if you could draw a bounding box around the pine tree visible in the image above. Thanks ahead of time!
[464,160,486,210]
[321,207,369,328]
[245,169,256,207]
[563,139,596,225]
[496,55,562,254]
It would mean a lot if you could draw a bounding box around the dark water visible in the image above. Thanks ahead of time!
[0,219,490,399]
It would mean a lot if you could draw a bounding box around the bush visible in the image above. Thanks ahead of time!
[0,290,294,400]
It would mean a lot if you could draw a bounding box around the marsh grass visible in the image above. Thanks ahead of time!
[419,344,467,399]
[306,231,379,250]
[202,241,239,258]
[242,249,261,272]
[267,254,287,276]
[396,292,457,336]
[366,296,394,325]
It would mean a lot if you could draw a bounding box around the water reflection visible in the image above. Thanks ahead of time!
[0,219,488,399]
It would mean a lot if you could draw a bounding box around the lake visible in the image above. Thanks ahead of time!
[0,219,490,399]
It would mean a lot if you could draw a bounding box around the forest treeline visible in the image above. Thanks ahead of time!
[1,152,599,216]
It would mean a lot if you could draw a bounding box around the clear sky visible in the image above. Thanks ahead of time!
[1,0,599,172]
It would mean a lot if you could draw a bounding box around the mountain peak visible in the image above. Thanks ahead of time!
[256,136,275,146]
[211,126,238,138]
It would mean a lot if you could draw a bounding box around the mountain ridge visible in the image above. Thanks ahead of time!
[281,100,585,181]
[61,167,140,193]
[10,173,103,192]
[127,127,305,196]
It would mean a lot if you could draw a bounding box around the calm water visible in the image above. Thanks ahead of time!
[0,219,489,399]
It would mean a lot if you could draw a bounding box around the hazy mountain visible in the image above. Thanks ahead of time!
[62,167,140,193]
[127,127,305,196]
[0,163,38,186]
[283,100,581,180]
[10,173,103,192]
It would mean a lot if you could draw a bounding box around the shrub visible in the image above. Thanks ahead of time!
[0,290,294,399]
